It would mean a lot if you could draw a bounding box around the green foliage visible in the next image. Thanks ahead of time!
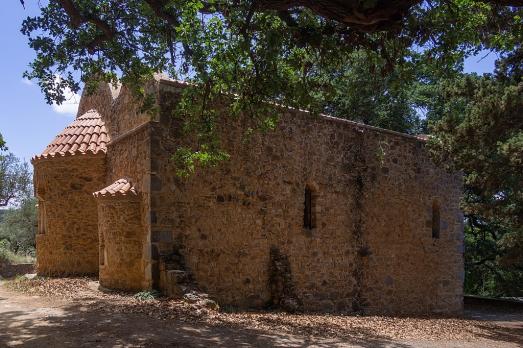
[0,197,38,255]
[324,50,424,133]
[429,51,523,297]
[0,133,6,152]
[464,219,523,297]
[0,142,36,264]
[0,239,34,265]
[429,55,522,231]
[0,239,11,264]
[134,290,161,301]
[21,1,523,146]
[173,145,230,178]
[0,153,32,207]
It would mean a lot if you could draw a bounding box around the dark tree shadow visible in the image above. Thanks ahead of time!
[0,298,414,348]
[1,290,522,348]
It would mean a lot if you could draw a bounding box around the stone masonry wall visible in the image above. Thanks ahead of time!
[80,80,155,289]
[148,81,463,314]
[34,155,106,275]
[97,196,146,291]
[104,85,155,290]
[105,131,152,289]
[77,82,150,138]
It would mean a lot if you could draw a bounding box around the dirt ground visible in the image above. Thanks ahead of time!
[0,278,522,348]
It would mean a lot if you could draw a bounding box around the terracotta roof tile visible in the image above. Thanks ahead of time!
[33,109,110,160]
[93,178,138,198]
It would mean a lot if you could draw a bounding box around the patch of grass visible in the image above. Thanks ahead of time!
[134,290,161,301]
[4,275,38,292]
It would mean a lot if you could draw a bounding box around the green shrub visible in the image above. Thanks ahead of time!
[134,290,161,301]
[0,239,34,265]
[0,197,37,254]
[0,239,15,264]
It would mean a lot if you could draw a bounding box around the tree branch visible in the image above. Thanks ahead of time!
[143,0,180,25]
[58,0,117,52]
[257,0,523,30]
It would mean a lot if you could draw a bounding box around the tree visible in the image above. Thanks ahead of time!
[21,0,523,166]
[0,196,37,255]
[429,51,523,296]
[21,1,522,109]
[0,139,35,261]
[324,50,423,133]
[0,133,6,152]
[0,153,31,207]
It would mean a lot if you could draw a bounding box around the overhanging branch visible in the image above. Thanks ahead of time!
[58,0,116,52]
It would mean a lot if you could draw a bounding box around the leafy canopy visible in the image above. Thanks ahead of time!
[428,51,523,296]
[21,0,523,167]
[22,1,523,112]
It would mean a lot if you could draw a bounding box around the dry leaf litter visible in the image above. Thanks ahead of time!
[4,276,498,342]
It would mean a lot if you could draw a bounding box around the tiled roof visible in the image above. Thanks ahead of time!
[93,178,138,198]
[33,109,110,160]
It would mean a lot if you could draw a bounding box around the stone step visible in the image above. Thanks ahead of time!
[164,269,198,297]
[163,270,186,298]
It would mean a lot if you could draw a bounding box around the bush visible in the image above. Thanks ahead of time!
[0,239,11,264]
[134,290,161,301]
[0,197,37,254]
[0,239,34,265]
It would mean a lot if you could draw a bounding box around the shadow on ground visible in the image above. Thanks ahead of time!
[471,323,523,347]
[1,290,522,348]
[0,297,411,348]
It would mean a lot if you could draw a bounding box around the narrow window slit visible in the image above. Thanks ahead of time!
[432,200,440,239]
[304,186,315,229]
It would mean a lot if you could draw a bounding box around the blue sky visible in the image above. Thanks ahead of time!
[0,1,498,162]
[0,1,79,163]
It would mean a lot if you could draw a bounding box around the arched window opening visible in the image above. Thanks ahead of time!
[432,200,441,239]
[304,186,316,230]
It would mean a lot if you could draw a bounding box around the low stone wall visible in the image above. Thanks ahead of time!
[0,263,35,278]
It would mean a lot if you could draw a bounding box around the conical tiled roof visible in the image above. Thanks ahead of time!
[93,178,138,198]
[33,109,110,160]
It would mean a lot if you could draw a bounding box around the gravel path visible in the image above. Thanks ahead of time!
[0,278,521,347]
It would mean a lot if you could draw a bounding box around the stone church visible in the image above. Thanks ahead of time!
[32,76,464,314]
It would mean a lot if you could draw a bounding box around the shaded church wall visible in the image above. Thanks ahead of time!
[352,130,464,314]
[103,132,152,289]
[79,80,157,290]
[34,155,106,275]
[148,81,463,314]
[97,195,145,290]
[103,86,155,290]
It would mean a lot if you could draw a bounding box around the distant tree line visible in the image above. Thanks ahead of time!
[0,136,35,264]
